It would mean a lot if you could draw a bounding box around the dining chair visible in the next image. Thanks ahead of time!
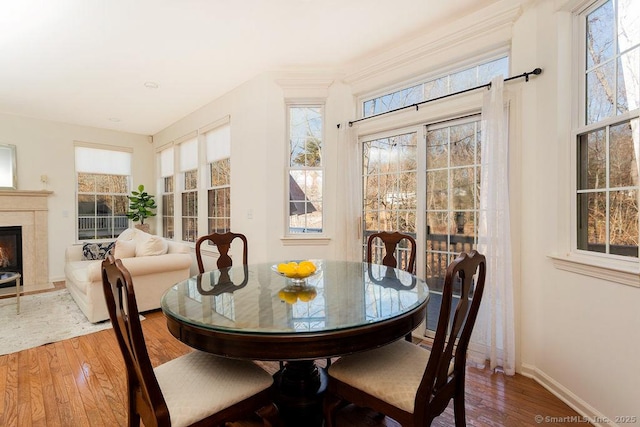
[195,231,248,273]
[366,231,417,273]
[101,255,278,427]
[323,250,486,427]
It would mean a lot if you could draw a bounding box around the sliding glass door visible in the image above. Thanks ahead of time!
[360,115,482,335]
[424,116,481,332]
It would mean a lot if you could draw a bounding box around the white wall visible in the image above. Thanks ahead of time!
[152,71,353,266]
[151,0,640,424]
[2,0,637,423]
[517,1,640,423]
[0,113,153,281]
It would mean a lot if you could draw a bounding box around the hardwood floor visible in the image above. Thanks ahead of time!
[1,287,584,426]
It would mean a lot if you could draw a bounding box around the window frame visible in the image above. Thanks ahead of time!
[158,146,175,240]
[551,0,640,287]
[285,102,325,237]
[574,0,640,260]
[205,123,232,235]
[74,145,131,242]
[359,53,510,120]
[178,136,199,243]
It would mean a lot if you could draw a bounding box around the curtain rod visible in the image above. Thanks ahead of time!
[337,67,542,129]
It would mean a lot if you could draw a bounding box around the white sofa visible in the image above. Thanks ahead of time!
[65,228,193,323]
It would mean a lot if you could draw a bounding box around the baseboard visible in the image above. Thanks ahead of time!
[520,363,612,426]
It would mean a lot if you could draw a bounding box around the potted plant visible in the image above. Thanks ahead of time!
[126,184,157,233]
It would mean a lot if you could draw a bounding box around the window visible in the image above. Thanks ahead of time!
[180,138,198,242]
[362,56,509,118]
[425,117,481,328]
[360,117,482,333]
[362,132,417,268]
[75,146,131,240]
[205,124,231,234]
[288,105,323,234]
[576,0,640,258]
[159,147,174,239]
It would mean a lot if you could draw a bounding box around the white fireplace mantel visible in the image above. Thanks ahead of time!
[0,190,53,291]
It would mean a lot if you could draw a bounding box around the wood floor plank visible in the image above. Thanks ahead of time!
[1,306,584,427]
[26,347,46,426]
[2,353,19,427]
[74,331,125,426]
[36,344,62,427]
[61,338,108,426]
[51,341,90,426]
[16,349,32,426]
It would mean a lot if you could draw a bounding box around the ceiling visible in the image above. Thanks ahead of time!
[0,0,503,135]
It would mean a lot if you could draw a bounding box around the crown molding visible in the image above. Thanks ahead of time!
[275,72,337,99]
[343,2,523,95]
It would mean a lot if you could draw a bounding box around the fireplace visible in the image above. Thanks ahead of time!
[0,190,52,291]
[0,226,22,288]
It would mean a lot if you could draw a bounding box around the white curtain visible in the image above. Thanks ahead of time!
[471,76,516,375]
[337,123,362,261]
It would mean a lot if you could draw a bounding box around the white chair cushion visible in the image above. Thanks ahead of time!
[154,351,273,427]
[328,339,446,414]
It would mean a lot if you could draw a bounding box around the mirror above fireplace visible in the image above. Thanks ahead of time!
[0,144,17,190]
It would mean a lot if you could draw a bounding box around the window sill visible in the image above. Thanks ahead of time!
[549,253,640,288]
[280,236,331,246]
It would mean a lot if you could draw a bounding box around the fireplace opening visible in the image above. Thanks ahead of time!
[0,226,22,289]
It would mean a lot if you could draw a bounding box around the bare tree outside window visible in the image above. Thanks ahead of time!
[362,132,417,268]
[362,57,509,118]
[77,173,129,240]
[182,169,198,242]
[289,105,323,233]
[577,0,640,257]
[162,176,174,239]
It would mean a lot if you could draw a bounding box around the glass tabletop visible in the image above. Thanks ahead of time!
[161,260,429,336]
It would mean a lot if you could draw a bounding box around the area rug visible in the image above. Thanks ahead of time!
[0,289,113,356]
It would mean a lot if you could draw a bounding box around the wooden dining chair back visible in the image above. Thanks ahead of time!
[366,231,417,273]
[195,231,248,273]
[324,250,487,427]
[101,255,277,427]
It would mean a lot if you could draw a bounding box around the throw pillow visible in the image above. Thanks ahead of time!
[112,239,137,259]
[117,228,138,241]
[135,234,169,257]
[82,241,115,261]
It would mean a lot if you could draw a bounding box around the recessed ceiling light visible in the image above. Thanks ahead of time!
[108,117,121,122]
[144,81,159,89]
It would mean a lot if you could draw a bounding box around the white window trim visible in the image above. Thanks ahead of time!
[205,123,232,235]
[549,253,640,287]
[74,145,132,242]
[284,101,327,238]
[551,0,640,287]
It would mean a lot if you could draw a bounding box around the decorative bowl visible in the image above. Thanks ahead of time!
[271,260,319,283]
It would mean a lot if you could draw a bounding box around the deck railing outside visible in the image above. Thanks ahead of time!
[78,216,129,240]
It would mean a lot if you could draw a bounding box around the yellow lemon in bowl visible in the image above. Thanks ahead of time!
[298,260,316,273]
[274,260,317,279]
[296,264,314,278]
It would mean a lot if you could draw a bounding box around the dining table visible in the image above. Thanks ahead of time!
[161,259,429,426]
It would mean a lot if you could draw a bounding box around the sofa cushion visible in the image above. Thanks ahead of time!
[117,228,138,241]
[65,260,101,294]
[82,242,115,260]
[113,239,137,259]
[135,234,169,257]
